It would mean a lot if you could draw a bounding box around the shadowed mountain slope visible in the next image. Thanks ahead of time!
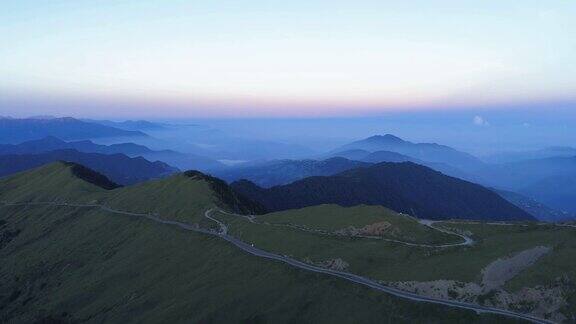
[232,162,533,221]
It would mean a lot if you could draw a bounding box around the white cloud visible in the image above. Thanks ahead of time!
[473,115,490,127]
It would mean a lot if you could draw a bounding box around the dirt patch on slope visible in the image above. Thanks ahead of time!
[481,246,551,291]
[317,258,349,271]
[335,221,399,237]
[389,246,569,322]
[391,277,570,322]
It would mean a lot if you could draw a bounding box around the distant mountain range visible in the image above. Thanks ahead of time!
[522,175,576,214]
[495,189,574,222]
[327,135,575,215]
[330,147,479,182]
[478,156,576,189]
[218,141,480,188]
[0,117,147,144]
[331,134,484,171]
[82,119,168,131]
[475,156,576,213]
[232,162,533,221]
[0,137,224,172]
[484,147,576,164]
[0,149,177,185]
[0,136,155,156]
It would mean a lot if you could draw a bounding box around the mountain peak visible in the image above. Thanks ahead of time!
[0,161,120,203]
[365,134,406,143]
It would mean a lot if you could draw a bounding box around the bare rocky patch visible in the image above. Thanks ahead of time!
[389,246,571,322]
[335,221,400,237]
[307,258,350,271]
[481,246,551,291]
[390,278,570,322]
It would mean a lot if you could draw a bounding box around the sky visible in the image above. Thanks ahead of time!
[1,0,575,118]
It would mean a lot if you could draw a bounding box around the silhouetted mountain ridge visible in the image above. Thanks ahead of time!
[333,134,484,170]
[0,137,224,172]
[232,162,533,221]
[0,117,147,144]
[0,149,177,185]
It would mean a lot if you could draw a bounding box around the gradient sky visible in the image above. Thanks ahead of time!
[1,0,575,117]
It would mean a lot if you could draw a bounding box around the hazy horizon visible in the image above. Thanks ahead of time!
[2,1,575,118]
[3,109,575,156]
[1,1,575,154]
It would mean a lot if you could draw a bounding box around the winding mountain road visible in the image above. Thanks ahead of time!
[216,208,474,248]
[418,219,474,247]
[0,201,556,323]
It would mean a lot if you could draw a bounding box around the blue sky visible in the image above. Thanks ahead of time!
[1,0,575,117]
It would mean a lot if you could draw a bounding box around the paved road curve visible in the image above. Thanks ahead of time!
[217,208,474,248]
[0,201,556,324]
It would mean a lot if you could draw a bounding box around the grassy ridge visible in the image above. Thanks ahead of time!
[259,204,460,244]
[0,162,109,203]
[0,163,260,224]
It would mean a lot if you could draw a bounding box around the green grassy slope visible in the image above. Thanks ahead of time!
[218,210,472,282]
[0,162,261,224]
[106,170,263,224]
[221,210,576,284]
[0,162,518,323]
[435,222,576,291]
[216,211,576,320]
[0,204,511,324]
[259,204,460,244]
[0,162,114,203]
